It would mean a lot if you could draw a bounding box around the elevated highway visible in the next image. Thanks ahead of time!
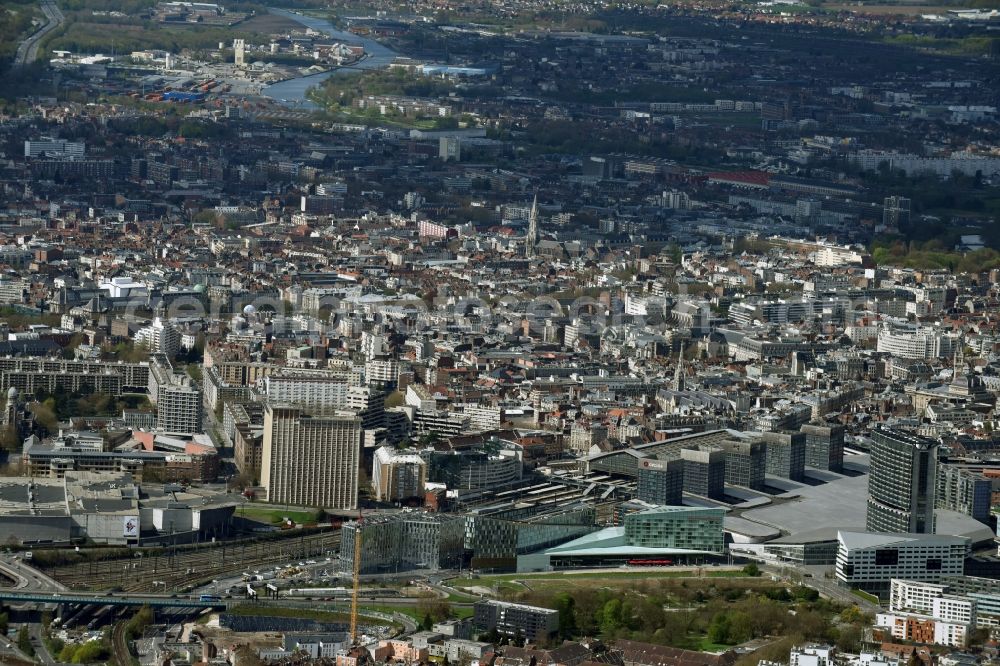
[0,590,225,610]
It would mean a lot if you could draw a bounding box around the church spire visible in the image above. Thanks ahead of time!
[525,193,539,259]
[673,341,686,392]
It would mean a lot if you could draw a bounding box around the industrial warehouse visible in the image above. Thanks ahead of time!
[0,471,236,546]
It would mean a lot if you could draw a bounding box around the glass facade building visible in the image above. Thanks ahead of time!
[866,427,939,534]
[636,458,684,505]
[623,506,725,554]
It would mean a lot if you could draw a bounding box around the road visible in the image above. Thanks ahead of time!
[762,563,881,613]
[13,0,65,68]
[0,554,68,593]
[28,623,57,666]
[0,630,34,664]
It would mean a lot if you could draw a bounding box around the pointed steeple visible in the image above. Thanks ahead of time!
[950,337,970,396]
[673,341,685,392]
[526,193,539,259]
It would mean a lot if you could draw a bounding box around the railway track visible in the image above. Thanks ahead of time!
[110,620,131,666]
[41,531,341,594]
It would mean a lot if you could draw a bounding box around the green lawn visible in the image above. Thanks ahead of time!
[850,588,880,604]
[362,604,474,621]
[452,568,747,589]
[239,506,318,525]
[697,637,733,652]
[229,603,407,626]
[229,604,351,622]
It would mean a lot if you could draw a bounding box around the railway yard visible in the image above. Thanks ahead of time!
[34,529,342,594]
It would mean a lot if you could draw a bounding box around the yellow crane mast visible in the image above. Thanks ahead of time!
[350,511,362,644]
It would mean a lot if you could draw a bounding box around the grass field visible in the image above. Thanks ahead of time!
[238,13,303,33]
[229,603,412,624]
[451,567,748,589]
[689,112,761,129]
[239,506,318,525]
[228,604,352,622]
[850,588,880,604]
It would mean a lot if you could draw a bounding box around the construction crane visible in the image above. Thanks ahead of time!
[349,510,362,645]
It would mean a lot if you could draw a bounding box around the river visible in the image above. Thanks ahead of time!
[262,8,399,107]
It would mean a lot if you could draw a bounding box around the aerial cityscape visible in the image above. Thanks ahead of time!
[0,0,998,663]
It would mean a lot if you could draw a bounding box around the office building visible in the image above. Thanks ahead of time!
[624,506,726,553]
[261,404,361,509]
[464,503,596,569]
[339,512,464,574]
[762,431,806,481]
[439,136,461,162]
[883,196,911,229]
[424,445,523,491]
[636,458,684,505]
[936,464,992,525]
[24,139,85,158]
[800,422,845,472]
[545,505,725,569]
[372,446,427,502]
[719,440,766,490]
[472,600,558,642]
[835,531,969,598]
[866,428,939,534]
[680,447,725,499]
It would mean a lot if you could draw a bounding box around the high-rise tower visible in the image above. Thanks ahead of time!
[866,427,939,534]
[233,39,246,67]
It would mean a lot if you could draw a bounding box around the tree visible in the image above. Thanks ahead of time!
[422,612,434,630]
[17,625,32,656]
[836,625,863,652]
[707,613,730,644]
[554,592,577,639]
[742,562,761,577]
[30,400,58,432]
[600,598,624,634]
[126,605,154,639]
[0,425,20,451]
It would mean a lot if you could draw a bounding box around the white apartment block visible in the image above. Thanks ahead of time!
[366,358,399,384]
[406,384,436,412]
[148,355,202,434]
[890,579,948,614]
[135,318,181,358]
[850,149,1000,179]
[876,326,959,360]
[460,404,502,432]
[789,645,832,666]
[875,612,970,648]
[934,596,976,626]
